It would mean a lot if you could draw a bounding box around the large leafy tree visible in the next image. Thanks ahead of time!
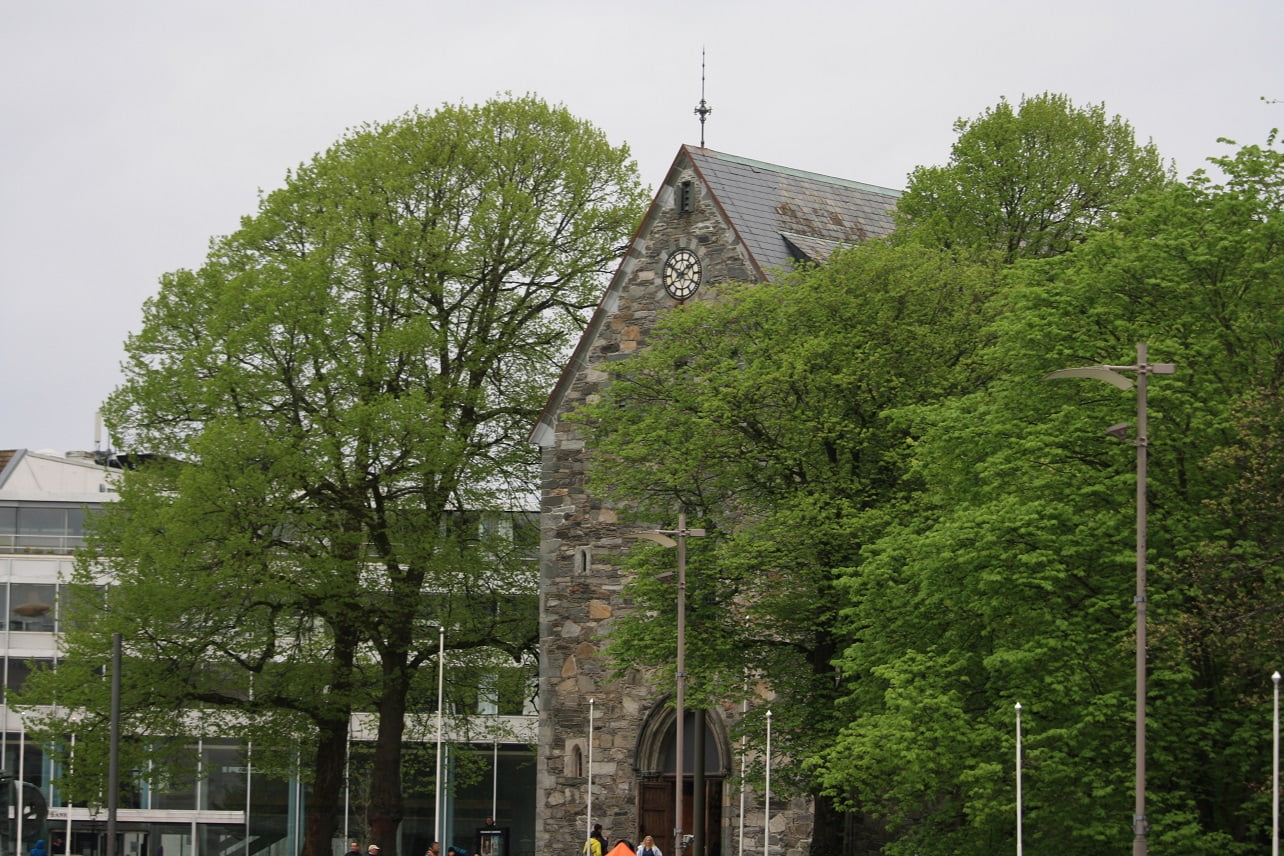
[895,91,1171,261]
[581,94,1174,856]
[825,132,1284,855]
[576,242,1001,855]
[20,95,646,856]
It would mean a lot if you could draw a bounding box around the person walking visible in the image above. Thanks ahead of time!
[583,824,606,856]
[635,835,662,856]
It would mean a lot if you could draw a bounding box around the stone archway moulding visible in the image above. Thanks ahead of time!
[634,697,732,777]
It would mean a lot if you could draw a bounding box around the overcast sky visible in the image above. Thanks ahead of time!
[3,0,1280,454]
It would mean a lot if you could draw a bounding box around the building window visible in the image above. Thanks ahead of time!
[4,658,54,693]
[151,740,199,810]
[0,505,94,554]
[9,583,56,632]
[575,546,592,575]
[201,740,248,811]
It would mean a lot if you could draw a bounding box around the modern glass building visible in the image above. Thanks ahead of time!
[0,450,536,856]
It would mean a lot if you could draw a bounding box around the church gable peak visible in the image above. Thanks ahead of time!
[530,145,901,445]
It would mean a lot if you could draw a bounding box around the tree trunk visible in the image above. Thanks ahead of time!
[302,720,350,856]
[807,791,844,856]
[367,648,414,856]
[306,589,361,856]
[804,791,888,856]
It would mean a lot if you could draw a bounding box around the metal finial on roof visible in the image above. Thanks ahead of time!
[694,48,712,148]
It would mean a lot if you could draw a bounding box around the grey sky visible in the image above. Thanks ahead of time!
[3,0,1280,454]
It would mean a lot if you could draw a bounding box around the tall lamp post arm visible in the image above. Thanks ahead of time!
[1044,343,1174,856]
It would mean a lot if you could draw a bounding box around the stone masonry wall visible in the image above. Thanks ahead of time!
[535,151,813,856]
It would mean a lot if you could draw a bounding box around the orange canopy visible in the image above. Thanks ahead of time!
[606,843,633,856]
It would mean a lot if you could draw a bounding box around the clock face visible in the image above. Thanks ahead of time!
[663,249,702,300]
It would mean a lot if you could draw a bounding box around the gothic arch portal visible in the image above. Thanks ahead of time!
[634,699,731,852]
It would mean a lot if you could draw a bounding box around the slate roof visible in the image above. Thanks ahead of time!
[530,146,902,446]
[687,147,901,276]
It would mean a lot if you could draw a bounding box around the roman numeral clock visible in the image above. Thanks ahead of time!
[662,248,702,301]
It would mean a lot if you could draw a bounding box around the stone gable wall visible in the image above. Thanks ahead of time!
[535,153,813,856]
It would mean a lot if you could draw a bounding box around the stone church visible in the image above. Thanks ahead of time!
[531,145,899,856]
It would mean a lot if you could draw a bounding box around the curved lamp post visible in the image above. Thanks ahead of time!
[1045,343,1174,856]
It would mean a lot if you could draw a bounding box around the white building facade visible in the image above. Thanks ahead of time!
[0,449,537,856]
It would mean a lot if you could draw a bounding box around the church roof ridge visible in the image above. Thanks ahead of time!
[684,145,899,273]
[688,146,903,199]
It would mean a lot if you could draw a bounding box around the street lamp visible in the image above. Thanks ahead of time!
[639,512,706,856]
[1045,343,1175,856]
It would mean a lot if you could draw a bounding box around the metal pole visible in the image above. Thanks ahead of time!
[17,728,25,855]
[435,626,445,844]
[676,511,688,856]
[492,736,498,823]
[66,734,75,856]
[638,517,704,856]
[1134,343,1149,856]
[108,632,121,856]
[764,710,771,856]
[1044,344,1175,856]
[244,741,253,856]
[1274,671,1280,856]
[588,698,595,841]
[738,699,747,856]
[344,719,352,845]
[694,712,705,856]
[1015,703,1023,856]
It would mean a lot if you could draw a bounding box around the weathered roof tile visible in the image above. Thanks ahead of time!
[688,147,900,278]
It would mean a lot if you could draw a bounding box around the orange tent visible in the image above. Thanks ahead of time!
[606,843,634,856]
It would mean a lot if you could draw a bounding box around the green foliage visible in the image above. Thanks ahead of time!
[896,92,1171,261]
[580,97,1280,853]
[16,94,643,852]
[577,241,1001,799]
[826,132,1284,854]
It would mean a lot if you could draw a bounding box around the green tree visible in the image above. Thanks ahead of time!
[576,241,1001,855]
[826,132,1284,855]
[18,95,646,856]
[896,92,1171,261]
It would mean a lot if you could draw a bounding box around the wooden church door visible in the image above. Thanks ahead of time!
[638,779,724,855]
[639,781,670,846]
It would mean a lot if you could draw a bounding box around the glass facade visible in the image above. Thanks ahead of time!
[0,735,534,856]
[0,488,538,856]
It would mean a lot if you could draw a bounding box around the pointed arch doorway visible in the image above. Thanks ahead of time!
[636,704,730,856]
